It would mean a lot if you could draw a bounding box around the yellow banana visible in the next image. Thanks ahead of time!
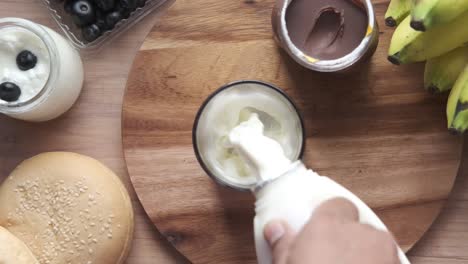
[410,0,439,30]
[385,0,412,27]
[388,15,422,61]
[447,65,468,133]
[424,46,468,93]
[411,0,468,31]
[388,10,468,64]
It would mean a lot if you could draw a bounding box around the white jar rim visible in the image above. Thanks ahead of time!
[0,17,60,114]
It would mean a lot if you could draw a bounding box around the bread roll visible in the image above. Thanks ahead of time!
[0,226,39,263]
[0,152,134,264]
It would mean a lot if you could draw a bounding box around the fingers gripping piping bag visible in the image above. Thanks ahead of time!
[226,114,411,264]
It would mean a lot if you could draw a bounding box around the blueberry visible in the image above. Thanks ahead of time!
[95,18,109,32]
[116,3,131,19]
[105,11,122,29]
[117,0,136,19]
[95,0,115,11]
[64,0,74,13]
[82,24,102,42]
[0,82,21,102]
[94,9,110,31]
[71,0,96,27]
[136,0,145,8]
[16,50,37,71]
[95,6,105,19]
[117,6,131,19]
[119,0,136,10]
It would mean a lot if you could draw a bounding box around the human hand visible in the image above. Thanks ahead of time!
[264,198,401,264]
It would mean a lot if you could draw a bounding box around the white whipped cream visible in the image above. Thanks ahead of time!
[227,114,293,182]
[0,26,51,104]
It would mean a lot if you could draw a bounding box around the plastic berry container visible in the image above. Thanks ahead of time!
[41,0,170,53]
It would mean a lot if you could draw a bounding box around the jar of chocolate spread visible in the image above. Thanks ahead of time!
[272,0,379,72]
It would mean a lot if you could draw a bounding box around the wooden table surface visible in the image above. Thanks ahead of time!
[1,1,468,263]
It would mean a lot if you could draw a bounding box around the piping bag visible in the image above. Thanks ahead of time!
[227,114,411,264]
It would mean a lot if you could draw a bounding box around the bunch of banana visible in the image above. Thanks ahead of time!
[385,0,468,133]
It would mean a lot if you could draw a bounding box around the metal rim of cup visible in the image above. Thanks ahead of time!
[192,80,306,191]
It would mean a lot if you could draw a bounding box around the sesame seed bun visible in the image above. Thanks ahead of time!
[0,226,39,263]
[0,152,134,264]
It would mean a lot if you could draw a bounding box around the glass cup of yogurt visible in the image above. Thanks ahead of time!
[0,18,84,122]
[193,80,306,191]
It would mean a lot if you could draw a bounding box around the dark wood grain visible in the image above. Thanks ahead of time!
[122,0,462,263]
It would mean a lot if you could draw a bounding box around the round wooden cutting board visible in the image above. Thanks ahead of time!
[122,0,462,263]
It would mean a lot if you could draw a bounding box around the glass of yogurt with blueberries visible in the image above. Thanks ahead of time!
[0,18,84,122]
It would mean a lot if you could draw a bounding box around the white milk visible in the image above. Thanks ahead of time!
[227,114,411,264]
[0,18,84,122]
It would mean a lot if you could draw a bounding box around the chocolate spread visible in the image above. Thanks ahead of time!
[285,0,368,60]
